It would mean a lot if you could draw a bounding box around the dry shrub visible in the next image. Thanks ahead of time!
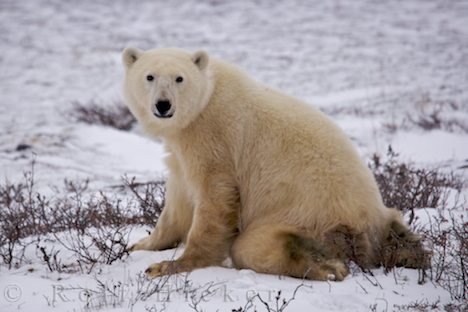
[0,163,50,268]
[384,95,468,134]
[71,100,136,130]
[421,210,467,301]
[122,175,165,225]
[409,94,468,133]
[369,146,462,224]
[369,146,467,301]
[393,298,465,312]
[0,161,165,272]
[393,298,440,312]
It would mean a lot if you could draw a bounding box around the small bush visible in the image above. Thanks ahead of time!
[393,298,441,311]
[0,161,165,272]
[122,175,165,225]
[71,100,136,130]
[369,146,466,301]
[369,146,462,223]
[384,95,468,134]
[409,95,468,133]
[0,162,50,268]
[422,210,467,301]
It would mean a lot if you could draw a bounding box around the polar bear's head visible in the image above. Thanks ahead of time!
[122,47,213,135]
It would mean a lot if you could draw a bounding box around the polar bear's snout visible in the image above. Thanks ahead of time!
[154,99,174,118]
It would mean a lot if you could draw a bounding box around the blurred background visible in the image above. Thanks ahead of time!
[0,1,467,310]
[0,0,467,193]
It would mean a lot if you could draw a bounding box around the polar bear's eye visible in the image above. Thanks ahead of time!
[175,76,184,83]
[146,75,154,81]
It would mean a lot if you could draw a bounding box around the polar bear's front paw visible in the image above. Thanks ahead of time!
[128,236,155,252]
[145,260,193,278]
[145,261,176,278]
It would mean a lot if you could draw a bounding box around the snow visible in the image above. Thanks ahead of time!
[391,130,468,166]
[1,0,467,311]
[0,246,455,311]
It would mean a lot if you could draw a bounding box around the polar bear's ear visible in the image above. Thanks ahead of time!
[192,50,209,71]
[123,47,143,68]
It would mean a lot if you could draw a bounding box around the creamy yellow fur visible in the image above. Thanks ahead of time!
[122,47,427,281]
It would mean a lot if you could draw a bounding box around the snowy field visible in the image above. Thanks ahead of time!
[0,0,467,311]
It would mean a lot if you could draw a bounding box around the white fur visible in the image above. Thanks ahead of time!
[123,47,416,280]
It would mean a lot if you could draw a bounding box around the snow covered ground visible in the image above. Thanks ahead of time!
[0,0,467,311]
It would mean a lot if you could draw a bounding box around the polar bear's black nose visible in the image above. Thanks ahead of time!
[155,100,172,116]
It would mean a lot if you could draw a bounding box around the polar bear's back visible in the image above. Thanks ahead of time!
[207,60,387,236]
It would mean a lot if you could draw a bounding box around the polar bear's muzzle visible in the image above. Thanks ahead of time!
[154,100,174,118]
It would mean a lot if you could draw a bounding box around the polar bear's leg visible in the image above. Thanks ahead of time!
[231,224,349,281]
[129,174,193,251]
[323,224,379,269]
[381,217,430,270]
[144,173,240,278]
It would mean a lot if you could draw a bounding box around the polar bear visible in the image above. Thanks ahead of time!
[122,47,429,280]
